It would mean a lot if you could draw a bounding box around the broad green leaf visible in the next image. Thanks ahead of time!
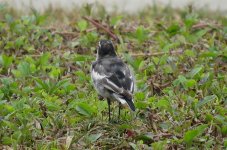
[24,45,35,52]
[152,141,167,150]
[135,26,148,43]
[184,49,195,57]
[196,29,208,38]
[205,113,214,122]
[39,52,50,66]
[124,54,143,70]
[200,51,219,58]
[74,70,88,82]
[2,136,13,145]
[110,16,122,26]
[184,14,197,28]
[184,129,198,144]
[0,54,13,69]
[77,20,88,31]
[224,138,227,147]
[56,78,71,88]
[166,23,180,36]
[35,78,49,92]
[4,41,14,49]
[159,122,171,130]
[135,92,145,101]
[118,124,133,131]
[214,115,226,125]
[15,36,25,49]
[74,54,92,62]
[136,132,154,142]
[199,73,211,85]
[5,14,14,24]
[184,124,208,144]
[79,32,98,46]
[196,95,217,109]
[48,67,61,79]
[155,99,170,109]
[185,79,196,88]
[135,101,148,109]
[17,61,32,77]
[45,100,61,111]
[189,66,203,78]
[76,103,94,117]
[74,54,86,62]
[87,133,102,143]
[173,75,187,88]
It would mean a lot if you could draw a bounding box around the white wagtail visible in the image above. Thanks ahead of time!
[91,40,135,122]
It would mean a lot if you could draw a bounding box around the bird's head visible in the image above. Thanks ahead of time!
[97,40,116,59]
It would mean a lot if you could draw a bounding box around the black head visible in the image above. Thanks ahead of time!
[97,40,116,59]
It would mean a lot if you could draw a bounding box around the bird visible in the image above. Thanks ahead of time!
[91,39,135,122]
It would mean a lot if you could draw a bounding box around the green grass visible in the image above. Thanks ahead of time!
[0,4,227,149]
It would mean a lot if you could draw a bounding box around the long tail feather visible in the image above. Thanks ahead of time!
[125,100,135,111]
[113,93,136,111]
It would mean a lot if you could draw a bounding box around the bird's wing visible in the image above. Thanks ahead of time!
[122,67,134,93]
[91,59,135,111]
[91,68,124,94]
[92,66,133,94]
[92,62,134,94]
[105,71,135,111]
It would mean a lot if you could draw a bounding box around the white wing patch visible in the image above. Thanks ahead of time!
[130,81,134,93]
[92,69,123,93]
[113,93,127,104]
[105,79,124,93]
[129,75,134,93]
[91,69,106,80]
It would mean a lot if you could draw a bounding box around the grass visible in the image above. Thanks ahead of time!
[0,3,227,149]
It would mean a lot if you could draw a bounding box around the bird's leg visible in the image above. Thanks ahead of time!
[107,99,111,122]
[118,102,121,122]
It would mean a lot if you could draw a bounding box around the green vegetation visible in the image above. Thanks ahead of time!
[0,4,227,149]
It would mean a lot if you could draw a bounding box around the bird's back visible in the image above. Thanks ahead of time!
[92,57,134,93]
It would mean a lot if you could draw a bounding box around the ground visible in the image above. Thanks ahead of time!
[0,3,227,150]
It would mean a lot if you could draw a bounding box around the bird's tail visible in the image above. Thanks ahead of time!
[125,99,136,111]
[113,93,136,111]
[121,94,136,111]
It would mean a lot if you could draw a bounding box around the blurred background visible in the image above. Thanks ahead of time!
[0,0,227,149]
[0,0,227,14]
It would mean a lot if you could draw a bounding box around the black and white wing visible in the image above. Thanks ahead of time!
[91,58,135,111]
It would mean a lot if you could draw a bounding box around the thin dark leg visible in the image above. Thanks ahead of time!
[118,102,121,121]
[107,99,111,122]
